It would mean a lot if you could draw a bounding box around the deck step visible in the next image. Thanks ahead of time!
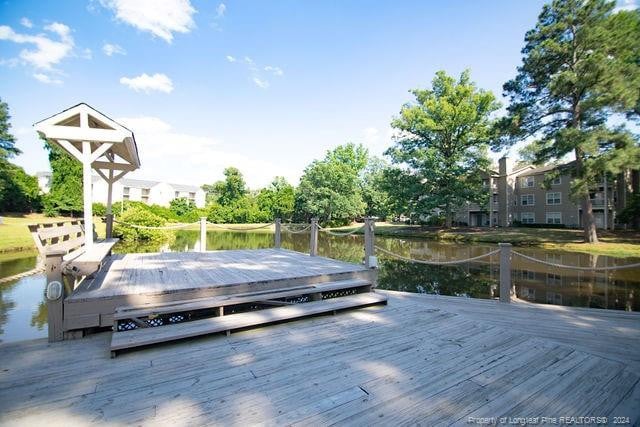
[114,278,372,320]
[110,292,387,353]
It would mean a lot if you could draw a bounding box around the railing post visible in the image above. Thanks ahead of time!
[310,218,318,256]
[498,243,512,303]
[45,251,66,342]
[105,213,114,239]
[200,217,207,252]
[274,218,281,249]
[364,217,376,269]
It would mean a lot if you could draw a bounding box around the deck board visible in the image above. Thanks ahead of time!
[1,291,639,425]
[67,249,368,301]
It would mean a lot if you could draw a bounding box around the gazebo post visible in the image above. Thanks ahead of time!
[82,140,94,248]
[105,167,114,239]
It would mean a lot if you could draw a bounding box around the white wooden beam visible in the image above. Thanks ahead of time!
[90,143,113,162]
[36,127,130,144]
[57,140,83,162]
[95,169,109,182]
[112,170,129,183]
[82,141,94,248]
[91,161,137,171]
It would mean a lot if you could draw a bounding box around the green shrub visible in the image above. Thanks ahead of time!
[92,202,106,217]
[113,206,169,242]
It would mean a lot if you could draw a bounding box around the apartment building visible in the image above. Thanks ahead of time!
[456,157,632,229]
[36,172,206,208]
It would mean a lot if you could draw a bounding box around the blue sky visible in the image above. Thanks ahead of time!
[0,0,589,188]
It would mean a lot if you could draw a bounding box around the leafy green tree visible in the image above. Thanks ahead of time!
[361,157,392,219]
[0,99,41,212]
[169,197,196,217]
[618,193,640,228]
[387,70,499,227]
[208,167,247,206]
[295,143,368,225]
[256,177,295,220]
[43,141,83,216]
[495,0,640,242]
[0,98,20,159]
[0,162,41,212]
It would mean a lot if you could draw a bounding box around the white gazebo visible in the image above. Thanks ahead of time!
[34,103,141,247]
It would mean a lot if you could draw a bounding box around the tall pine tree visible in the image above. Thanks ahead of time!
[496,0,640,242]
[0,98,20,159]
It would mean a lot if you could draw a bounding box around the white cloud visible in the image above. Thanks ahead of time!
[264,65,283,76]
[227,55,284,89]
[252,77,269,89]
[33,73,63,85]
[120,73,174,93]
[101,0,196,43]
[81,48,92,59]
[216,3,226,18]
[20,18,33,28]
[103,43,126,56]
[118,116,293,188]
[614,0,638,11]
[0,22,74,71]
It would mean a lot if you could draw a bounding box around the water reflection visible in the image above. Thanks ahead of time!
[0,230,638,342]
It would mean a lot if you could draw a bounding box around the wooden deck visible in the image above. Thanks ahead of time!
[64,249,373,330]
[1,291,638,426]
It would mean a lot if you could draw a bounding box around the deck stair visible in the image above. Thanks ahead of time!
[110,279,386,356]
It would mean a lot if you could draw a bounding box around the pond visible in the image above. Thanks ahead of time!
[1,229,639,343]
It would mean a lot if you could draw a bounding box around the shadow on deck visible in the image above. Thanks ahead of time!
[0,291,638,425]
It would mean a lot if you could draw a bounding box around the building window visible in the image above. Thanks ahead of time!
[521,176,534,188]
[174,191,180,198]
[550,175,561,185]
[520,212,535,224]
[492,194,498,204]
[546,192,561,205]
[521,287,535,300]
[521,194,535,206]
[520,270,535,280]
[546,273,562,286]
[123,186,130,200]
[188,192,196,202]
[546,212,562,224]
[141,188,150,204]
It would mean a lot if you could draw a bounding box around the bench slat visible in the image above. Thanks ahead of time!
[37,224,84,240]
[48,236,85,254]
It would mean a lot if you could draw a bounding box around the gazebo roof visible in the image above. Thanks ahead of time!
[34,103,141,171]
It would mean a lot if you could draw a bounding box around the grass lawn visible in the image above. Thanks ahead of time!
[330,222,640,258]
[0,213,106,253]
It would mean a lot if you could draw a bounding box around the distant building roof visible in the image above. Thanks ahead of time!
[517,161,575,177]
[86,174,202,192]
[36,171,51,177]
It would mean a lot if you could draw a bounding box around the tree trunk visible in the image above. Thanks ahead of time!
[575,148,598,243]
[581,194,599,243]
[445,205,452,228]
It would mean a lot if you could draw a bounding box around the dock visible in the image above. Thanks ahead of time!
[1,291,638,425]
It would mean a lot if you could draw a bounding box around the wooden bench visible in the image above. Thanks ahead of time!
[28,220,119,342]
[28,220,118,278]
[110,278,386,356]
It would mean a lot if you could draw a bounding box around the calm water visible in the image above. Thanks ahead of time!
[1,230,639,343]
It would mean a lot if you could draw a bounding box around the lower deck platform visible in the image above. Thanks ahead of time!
[1,292,638,425]
[64,249,374,330]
